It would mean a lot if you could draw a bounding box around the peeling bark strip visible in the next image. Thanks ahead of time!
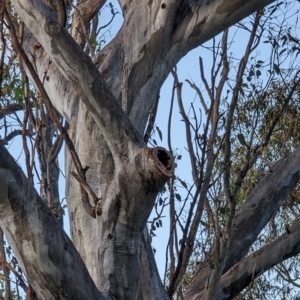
[0,142,109,300]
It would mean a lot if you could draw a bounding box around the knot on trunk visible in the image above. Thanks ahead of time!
[146,147,174,178]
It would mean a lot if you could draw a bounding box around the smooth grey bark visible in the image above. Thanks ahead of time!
[6,0,299,299]
[137,228,169,300]
[184,145,300,298]
[0,142,109,300]
[187,218,300,300]
[225,149,300,272]
[97,0,277,133]
[216,218,300,300]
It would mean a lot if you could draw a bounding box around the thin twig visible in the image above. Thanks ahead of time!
[4,8,98,218]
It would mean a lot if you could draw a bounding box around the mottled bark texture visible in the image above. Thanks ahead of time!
[3,0,299,299]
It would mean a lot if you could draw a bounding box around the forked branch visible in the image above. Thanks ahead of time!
[4,8,99,218]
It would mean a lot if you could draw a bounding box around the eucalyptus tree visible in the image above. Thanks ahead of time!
[166,2,300,297]
[1,0,299,300]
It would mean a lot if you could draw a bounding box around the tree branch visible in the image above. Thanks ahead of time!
[0,104,27,119]
[0,142,111,300]
[185,145,300,296]
[4,7,99,218]
[186,218,300,300]
[11,0,142,161]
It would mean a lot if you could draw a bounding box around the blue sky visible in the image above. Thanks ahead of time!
[3,1,300,294]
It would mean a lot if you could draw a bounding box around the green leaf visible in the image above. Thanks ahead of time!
[200,221,209,227]
[159,197,163,206]
[177,177,188,189]
[237,133,247,146]
[175,193,181,201]
[279,48,287,56]
[219,206,230,214]
[14,87,24,103]
[273,64,280,74]
[156,126,163,141]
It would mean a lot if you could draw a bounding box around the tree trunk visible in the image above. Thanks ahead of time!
[2,0,293,299]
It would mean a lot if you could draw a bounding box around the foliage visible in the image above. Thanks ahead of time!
[147,0,300,298]
[1,0,300,299]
